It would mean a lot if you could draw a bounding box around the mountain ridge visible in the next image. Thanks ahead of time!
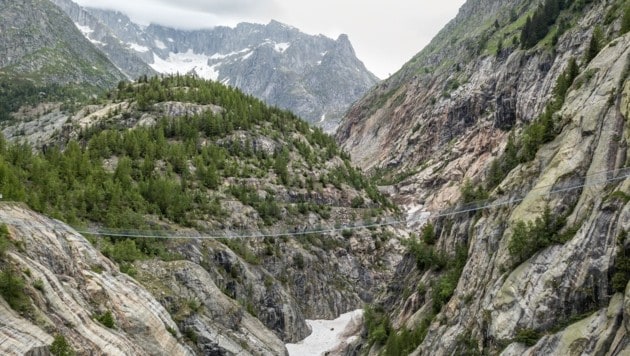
[51,0,379,129]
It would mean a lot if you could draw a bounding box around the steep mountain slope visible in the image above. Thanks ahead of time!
[53,0,379,128]
[0,76,403,354]
[337,0,630,354]
[0,203,195,355]
[0,0,126,88]
[48,0,156,80]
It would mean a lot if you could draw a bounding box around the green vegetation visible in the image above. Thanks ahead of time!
[486,57,579,191]
[363,305,391,346]
[406,232,468,313]
[384,319,430,356]
[421,222,436,245]
[364,302,432,354]
[94,310,115,328]
[508,206,570,264]
[430,245,468,314]
[0,75,391,264]
[514,327,542,346]
[520,0,567,49]
[612,231,630,292]
[0,224,10,255]
[0,76,88,122]
[461,179,489,204]
[50,334,74,356]
[584,27,603,64]
[622,2,630,34]
[0,266,31,314]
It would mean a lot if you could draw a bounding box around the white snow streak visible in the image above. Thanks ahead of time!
[286,310,363,356]
[150,50,219,81]
[154,39,167,50]
[210,48,250,60]
[74,23,94,36]
[274,42,290,52]
[127,43,150,53]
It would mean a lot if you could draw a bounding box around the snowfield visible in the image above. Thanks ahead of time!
[286,309,363,356]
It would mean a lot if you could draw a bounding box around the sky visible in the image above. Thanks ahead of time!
[74,0,467,79]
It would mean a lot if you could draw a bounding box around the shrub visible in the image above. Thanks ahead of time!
[612,231,630,293]
[421,222,436,244]
[94,310,115,328]
[514,328,542,346]
[293,252,305,269]
[33,278,45,292]
[50,334,74,356]
[0,224,10,255]
[508,206,567,264]
[0,267,30,314]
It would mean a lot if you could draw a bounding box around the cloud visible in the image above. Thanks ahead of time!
[151,0,278,16]
[74,0,466,78]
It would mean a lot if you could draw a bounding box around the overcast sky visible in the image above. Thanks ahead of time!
[74,0,467,78]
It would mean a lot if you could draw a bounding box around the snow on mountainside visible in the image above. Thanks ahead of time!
[50,0,378,129]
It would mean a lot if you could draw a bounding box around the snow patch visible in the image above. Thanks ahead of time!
[74,23,94,36]
[274,42,290,53]
[167,38,174,42]
[154,39,167,50]
[319,114,326,123]
[241,51,253,61]
[150,50,219,81]
[127,43,150,53]
[210,48,250,60]
[286,310,363,356]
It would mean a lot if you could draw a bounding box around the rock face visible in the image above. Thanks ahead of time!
[336,0,630,354]
[0,74,406,354]
[48,0,156,80]
[0,0,126,88]
[51,0,379,128]
[0,203,192,355]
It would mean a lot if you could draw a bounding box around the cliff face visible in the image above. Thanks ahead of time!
[337,0,630,354]
[0,203,193,355]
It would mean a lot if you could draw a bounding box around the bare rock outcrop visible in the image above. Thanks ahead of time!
[0,203,192,355]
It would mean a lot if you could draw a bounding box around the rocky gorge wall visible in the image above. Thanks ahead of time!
[337,0,630,354]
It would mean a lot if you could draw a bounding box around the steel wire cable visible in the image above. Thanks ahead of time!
[0,166,628,240]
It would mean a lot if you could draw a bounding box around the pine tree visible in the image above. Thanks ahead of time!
[584,32,600,63]
[621,3,630,34]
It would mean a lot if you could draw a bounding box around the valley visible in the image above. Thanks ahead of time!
[0,0,629,355]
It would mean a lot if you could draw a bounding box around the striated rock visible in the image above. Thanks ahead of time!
[134,259,289,355]
[338,0,630,355]
[0,203,193,355]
